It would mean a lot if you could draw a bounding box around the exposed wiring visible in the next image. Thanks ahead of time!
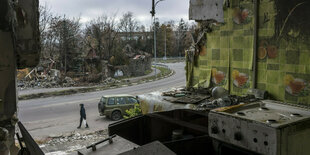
[277,1,307,41]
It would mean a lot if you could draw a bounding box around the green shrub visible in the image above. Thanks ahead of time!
[124,103,142,119]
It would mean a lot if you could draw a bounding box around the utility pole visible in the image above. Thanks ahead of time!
[151,0,164,79]
[164,26,167,61]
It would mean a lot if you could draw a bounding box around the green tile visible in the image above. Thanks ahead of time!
[284,64,298,72]
[233,49,243,61]
[277,85,286,100]
[220,37,230,48]
[298,97,310,106]
[243,62,252,69]
[220,48,229,60]
[208,37,220,48]
[286,50,300,64]
[299,41,310,50]
[233,30,244,36]
[285,93,298,103]
[200,59,208,67]
[206,48,212,60]
[258,29,274,37]
[243,49,253,61]
[244,29,254,36]
[231,37,245,48]
[233,23,243,30]
[278,39,288,49]
[200,69,209,77]
[220,60,229,67]
[306,65,310,73]
[267,70,279,84]
[220,31,233,36]
[266,84,279,99]
[300,52,310,65]
[257,83,266,90]
[193,68,200,76]
[267,15,276,30]
[212,49,221,60]
[278,49,286,64]
[231,62,243,68]
[243,37,254,48]
[267,64,279,70]
[257,70,267,83]
[257,62,267,70]
[211,60,221,66]
[298,65,306,74]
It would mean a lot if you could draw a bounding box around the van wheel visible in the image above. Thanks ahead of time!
[111,111,122,121]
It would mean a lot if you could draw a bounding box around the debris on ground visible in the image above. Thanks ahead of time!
[17,68,121,90]
[18,76,75,90]
[102,77,121,85]
[40,130,108,154]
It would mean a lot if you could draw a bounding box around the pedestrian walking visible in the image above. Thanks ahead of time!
[77,104,89,128]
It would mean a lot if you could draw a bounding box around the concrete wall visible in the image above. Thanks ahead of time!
[129,56,152,77]
[188,0,310,105]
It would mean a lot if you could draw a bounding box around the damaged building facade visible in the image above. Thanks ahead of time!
[113,45,152,77]
[0,0,40,153]
[187,0,310,105]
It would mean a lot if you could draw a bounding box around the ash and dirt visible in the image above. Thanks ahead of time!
[40,129,109,154]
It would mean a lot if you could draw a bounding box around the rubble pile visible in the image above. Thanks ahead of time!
[102,77,121,85]
[18,76,76,89]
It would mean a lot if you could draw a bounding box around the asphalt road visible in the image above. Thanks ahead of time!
[18,62,186,139]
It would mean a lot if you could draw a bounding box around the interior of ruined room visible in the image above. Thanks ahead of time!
[1,0,310,154]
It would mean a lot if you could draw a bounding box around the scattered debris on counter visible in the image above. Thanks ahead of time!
[139,87,266,114]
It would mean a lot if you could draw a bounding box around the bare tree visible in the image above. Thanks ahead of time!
[101,14,119,60]
[49,16,82,73]
[39,4,53,59]
[175,18,189,57]
[84,17,105,59]
[118,12,139,42]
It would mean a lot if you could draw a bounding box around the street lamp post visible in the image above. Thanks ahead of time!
[151,0,164,79]
[164,26,167,61]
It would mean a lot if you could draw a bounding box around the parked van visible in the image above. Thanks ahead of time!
[98,94,139,120]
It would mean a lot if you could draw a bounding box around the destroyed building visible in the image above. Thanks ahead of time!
[113,44,152,77]
[186,0,310,105]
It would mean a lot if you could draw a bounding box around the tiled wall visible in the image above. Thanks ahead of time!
[189,0,310,105]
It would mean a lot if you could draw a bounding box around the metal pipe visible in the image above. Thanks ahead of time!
[252,0,258,88]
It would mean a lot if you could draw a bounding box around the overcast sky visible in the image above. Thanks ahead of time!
[40,0,190,26]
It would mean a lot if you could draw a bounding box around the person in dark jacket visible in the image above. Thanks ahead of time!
[77,104,89,128]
